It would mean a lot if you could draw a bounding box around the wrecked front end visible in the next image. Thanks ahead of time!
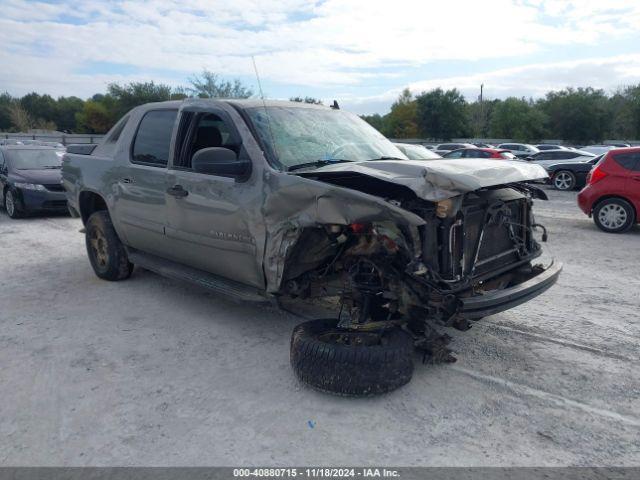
[265,160,561,359]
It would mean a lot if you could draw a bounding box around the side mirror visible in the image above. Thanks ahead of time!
[192,147,250,177]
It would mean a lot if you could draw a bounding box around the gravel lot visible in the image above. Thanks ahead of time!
[1,188,639,466]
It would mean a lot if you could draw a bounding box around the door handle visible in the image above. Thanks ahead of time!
[167,185,189,198]
[121,177,134,184]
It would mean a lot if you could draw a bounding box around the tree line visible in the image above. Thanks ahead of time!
[2,70,639,143]
[362,85,640,144]
[0,70,260,134]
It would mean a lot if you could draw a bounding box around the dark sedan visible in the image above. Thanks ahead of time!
[0,146,67,218]
[546,154,602,190]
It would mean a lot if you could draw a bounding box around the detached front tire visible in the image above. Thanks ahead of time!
[290,318,414,396]
[85,210,134,280]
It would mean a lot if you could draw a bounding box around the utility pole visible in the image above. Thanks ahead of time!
[479,83,484,138]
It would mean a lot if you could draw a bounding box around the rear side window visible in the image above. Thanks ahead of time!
[132,110,178,167]
[613,152,640,171]
[105,116,129,144]
[465,149,489,158]
[445,149,464,158]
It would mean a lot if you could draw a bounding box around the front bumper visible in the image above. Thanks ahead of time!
[19,189,68,211]
[460,261,562,319]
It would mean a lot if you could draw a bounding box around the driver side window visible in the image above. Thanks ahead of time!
[176,112,240,169]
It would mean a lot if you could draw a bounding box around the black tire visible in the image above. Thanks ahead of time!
[4,189,24,219]
[290,318,414,396]
[593,198,635,233]
[552,170,576,191]
[85,210,134,280]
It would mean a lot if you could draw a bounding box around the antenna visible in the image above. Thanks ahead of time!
[251,55,279,165]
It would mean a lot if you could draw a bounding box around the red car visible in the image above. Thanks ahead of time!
[577,147,640,233]
[442,148,518,160]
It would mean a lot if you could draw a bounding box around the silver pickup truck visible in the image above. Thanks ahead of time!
[63,99,561,396]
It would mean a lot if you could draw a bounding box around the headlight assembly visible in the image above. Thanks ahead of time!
[14,182,46,191]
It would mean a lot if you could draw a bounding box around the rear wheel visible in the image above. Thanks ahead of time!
[4,189,24,219]
[290,318,414,396]
[593,198,635,233]
[552,170,576,190]
[85,210,134,280]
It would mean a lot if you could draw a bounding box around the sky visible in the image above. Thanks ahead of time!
[1,0,640,114]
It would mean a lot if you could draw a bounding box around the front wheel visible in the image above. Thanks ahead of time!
[593,198,635,233]
[4,189,24,218]
[290,318,414,396]
[552,170,576,190]
[85,210,134,280]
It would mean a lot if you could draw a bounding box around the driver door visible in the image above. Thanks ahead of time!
[164,106,265,289]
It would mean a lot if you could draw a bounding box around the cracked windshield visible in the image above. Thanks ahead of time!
[246,106,407,170]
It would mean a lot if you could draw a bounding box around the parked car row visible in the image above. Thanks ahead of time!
[2,126,637,239]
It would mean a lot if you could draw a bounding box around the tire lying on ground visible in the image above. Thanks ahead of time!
[290,318,414,396]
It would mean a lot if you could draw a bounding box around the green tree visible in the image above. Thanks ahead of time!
[75,101,113,133]
[415,88,469,140]
[8,102,56,131]
[8,103,34,131]
[361,113,386,133]
[383,88,419,138]
[107,81,173,119]
[289,96,323,104]
[20,92,57,126]
[188,70,254,99]
[539,87,611,144]
[610,84,640,140]
[489,97,548,141]
[0,92,14,131]
[55,96,85,132]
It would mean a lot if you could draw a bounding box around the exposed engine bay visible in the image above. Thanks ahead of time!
[280,179,554,361]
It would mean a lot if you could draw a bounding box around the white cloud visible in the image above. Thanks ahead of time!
[340,54,640,114]
[0,0,639,111]
[407,54,640,99]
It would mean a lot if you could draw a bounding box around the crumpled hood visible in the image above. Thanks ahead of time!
[296,159,548,201]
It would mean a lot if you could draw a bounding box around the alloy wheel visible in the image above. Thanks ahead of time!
[553,172,573,190]
[5,191,15,217]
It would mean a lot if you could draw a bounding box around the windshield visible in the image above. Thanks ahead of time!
[245,106,406,170]
[8,149,62,169]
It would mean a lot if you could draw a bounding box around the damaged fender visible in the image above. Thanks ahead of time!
[261,172,425,293]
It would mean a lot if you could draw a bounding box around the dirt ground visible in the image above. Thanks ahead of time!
[0,188,638,466]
